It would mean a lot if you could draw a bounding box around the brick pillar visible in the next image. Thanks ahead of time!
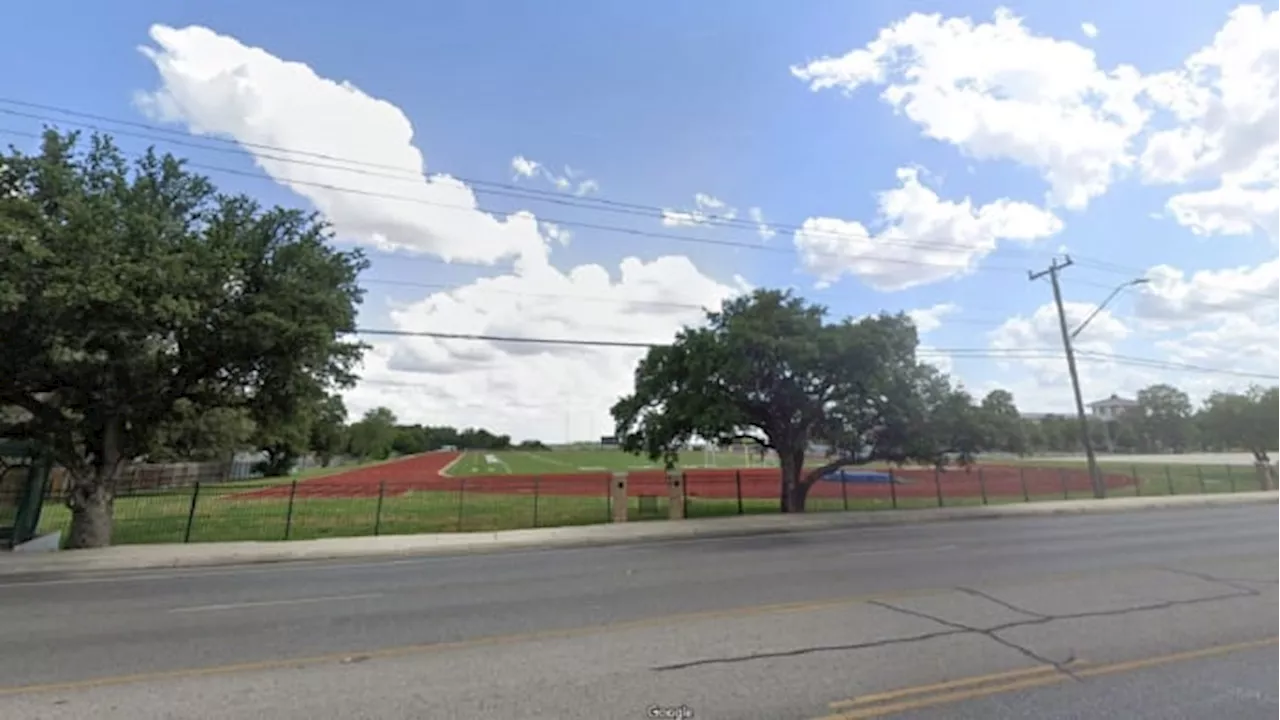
[610,472,629,523]
[667,470,685,520]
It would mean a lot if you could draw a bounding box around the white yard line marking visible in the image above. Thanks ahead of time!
[168,592,384,614]
[525,452,575,468]
[437,452,466,477]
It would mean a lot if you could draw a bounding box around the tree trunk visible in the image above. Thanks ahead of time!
[65,417,124,549]
[67,479,114,549]
[1253,449,1274,491]
[778,447,808,513]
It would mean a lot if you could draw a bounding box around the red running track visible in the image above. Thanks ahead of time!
[237,453,1135,501]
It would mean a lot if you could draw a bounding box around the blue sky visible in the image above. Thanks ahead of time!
[3,1,1276,439]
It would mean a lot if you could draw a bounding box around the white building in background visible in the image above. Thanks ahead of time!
[1088,394,1139,421]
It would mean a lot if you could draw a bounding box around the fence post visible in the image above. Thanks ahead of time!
[1058,468,1069,500]
[735,470,744,515]
[1018,466,1029,503]
[933,467,944,507]
[1225,465,1236,493]
[977,467,988,506]
[1131,465,1141,496]
[667,471,685,520]
[610,472,628,523]
[841,471,849,511]
[373,480,386,536]
[1196,465,1207,494]
[889,468,898,509]
[532,476,541,528]
[1165,465,1175,495]
[283,480,298,540]
[456,477,467,532]
[183,481,202,544]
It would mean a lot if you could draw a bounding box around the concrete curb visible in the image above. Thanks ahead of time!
[1,492,1274,577]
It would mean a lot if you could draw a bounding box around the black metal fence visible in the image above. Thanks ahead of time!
[14,461,1272,548]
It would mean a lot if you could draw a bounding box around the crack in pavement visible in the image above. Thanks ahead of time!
[865,599,1080,680]
[955,586,1051,619]
[650,629,968,671]
[1156,566,1271,595]
[649,579,1260,674]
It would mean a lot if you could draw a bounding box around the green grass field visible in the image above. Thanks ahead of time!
[28,454,1271,547]
[445,448,779,476]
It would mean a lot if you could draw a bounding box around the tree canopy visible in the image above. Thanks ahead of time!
[611,289,989,511]
[0,130,368,547]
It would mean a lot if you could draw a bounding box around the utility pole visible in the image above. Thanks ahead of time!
[1029,255,1106,499]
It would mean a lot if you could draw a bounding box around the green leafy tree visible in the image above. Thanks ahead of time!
[612,289,955,512]
[1197,386,1278,487]
[1135,383,1194,452]
[0,130,367,547]
[348,407,399,461]
[308,394,349,467]
[146,401,255,463]
[979,389,1026,455]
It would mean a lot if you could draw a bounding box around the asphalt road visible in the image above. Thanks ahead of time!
[0,505,1275,719]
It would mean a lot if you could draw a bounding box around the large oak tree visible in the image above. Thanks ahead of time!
[0,130,367,547]
[611,289,973,512]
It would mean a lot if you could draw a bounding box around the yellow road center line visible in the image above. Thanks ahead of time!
[821,674,1070,720]
[0,586,943,698]
[828,661,1080,710]
[816,637,1277,720]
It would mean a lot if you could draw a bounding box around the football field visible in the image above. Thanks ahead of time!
[444,448,777,476]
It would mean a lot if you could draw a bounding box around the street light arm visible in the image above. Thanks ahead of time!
[1070,278,1149,340]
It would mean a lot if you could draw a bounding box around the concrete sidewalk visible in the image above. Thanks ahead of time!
[2,491,1275,576]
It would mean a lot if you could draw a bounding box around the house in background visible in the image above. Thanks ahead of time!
[1088,394,1139,421]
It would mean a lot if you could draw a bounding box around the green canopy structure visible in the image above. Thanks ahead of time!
[0,439,54,549]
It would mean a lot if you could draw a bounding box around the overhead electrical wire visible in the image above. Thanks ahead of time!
[3,105,1276,305]
[3,100,1274,381]
[0,124,1035,273]
[0,98,1189,278]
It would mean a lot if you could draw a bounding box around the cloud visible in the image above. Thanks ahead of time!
[793,167,1063,291]
[1081,22,1099,38]
[135,26,554,268]
[983,261,1278,412]
[1138,6,1279,239]
[137,24,743,441]
[984,301,1138,409]
[510,155,600,196]
[906,302,959,333]
[1137,258,1279,387]
[511,155,540,178]
[792,8,1148,210]
[660,192,740,228]
[747,206,777,241]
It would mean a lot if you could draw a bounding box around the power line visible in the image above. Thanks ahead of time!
[0,124,1039,275]
[7,98,1277,305]
[0,101,1146,272]
[358,277,1016,326]
[350,327,1049,353]
[348,327,1275,379]
[1074,350,1278,380]
[8,114,1276,309]
[0,99,1037,252]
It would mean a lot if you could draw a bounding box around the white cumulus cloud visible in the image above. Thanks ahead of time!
[660,192,739,227]
[792,8,1149,210]
[136,24,745,441]
[1139,6,1279,239]
[793,168,1063,291]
